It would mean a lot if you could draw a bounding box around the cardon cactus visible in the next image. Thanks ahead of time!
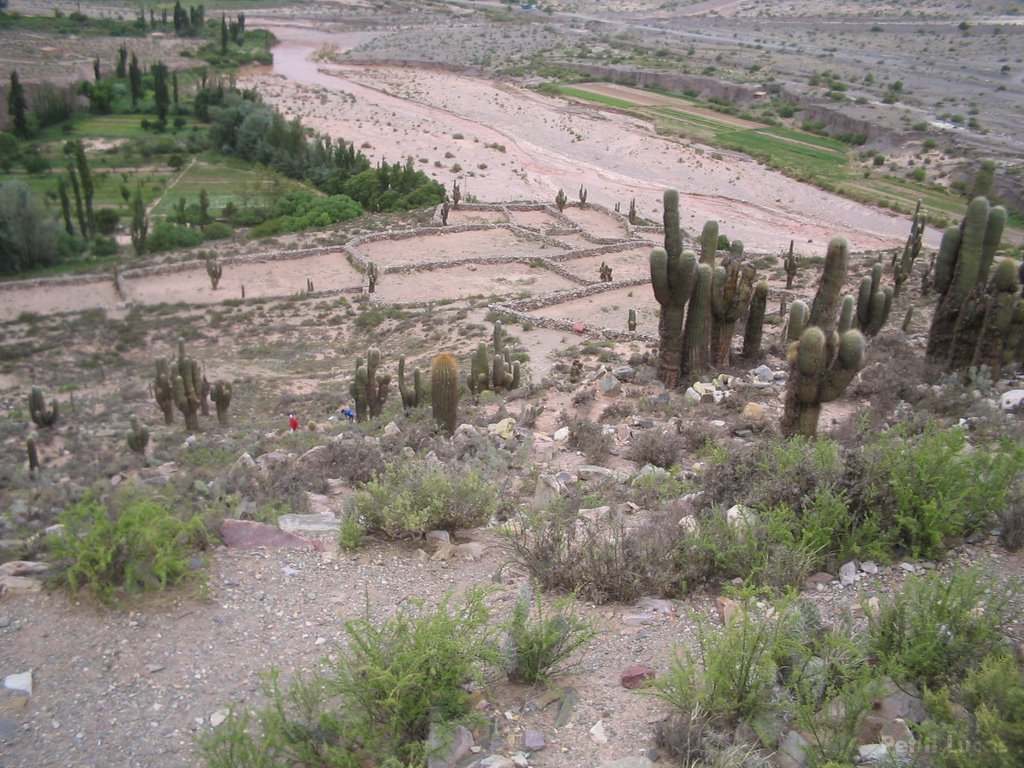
[431,353,460,435]
[971,259,1022,379]
[838,295,855,334]
[700,220,718,266]
[855,261,893,337]
[599,261,613,282]
[578,185,587,206]
[786,299,808,342]
[26,431,39,475]
[206,256,222,290]
[350,347,391,421]
[126,414,149,456]
[366,262,379,294]
[628,308,637,332]
[650,245,697,387]
[781,326,866,438]
[809,236,850,335]
[398,355,421,410]
[664,189,683,261]
[171,339,203,433]
[555,189,567,212]
[927,197,1007,368]
[440,201,449,226]
[451,181,461,209]
[470,341,490,395]
[742,281,769,359]
[628,198,637,225]
[154,357,174,424]
[893,201,924,297]
[784,240,798,289]
[491,321,519,391]
[211,380,232,425]
[681,263,713,376]
[28,387,58,428]
[728,240,744,262]
[710,259,757,367]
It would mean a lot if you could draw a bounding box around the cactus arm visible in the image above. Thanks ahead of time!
[681,263,713,376]
[808,236,849,334]
[431,354,459,435]
[700,220,718,266]
[742,281,768,359]
[786,300,808,342]
[663,189,682,261]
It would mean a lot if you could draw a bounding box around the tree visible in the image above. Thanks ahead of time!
[7,71,29,139]
[73,141,95,239]
[128,54,142,106]
[66,164,86,237]
[0,181,61,273]
[93,58,101,82]
[220,14,228,55]
[152,62,169,126]
[116,44,128,79]
[172,72,179,111]
[130,185,147,255]
[57,176,73,235]
[199,188,211,225]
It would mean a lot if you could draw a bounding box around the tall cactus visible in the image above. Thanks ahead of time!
[451,180,461,209]
[491,321,517,391]
[398,356,421,410]
[681,263,713,376]
[366,262,379,294]
[781,237,865,438]
[700,220,718,266]
[211,380,232,425]
[578,185,587,207]
[856,261,893,337]
[28,387,58,428]
[628,198,636,225]
[742,281,768,359]
[663,189,683,261]
[650,246,697,387]
[350,347,391,421]
[893,201,924,297]
[26,431,39,476]
[969,259,1022,379]
[927,197,1007,367]
[628,308,637,332]
[555,189,567,212]
[172,338,203,433]
[431,353,460,436]
[710,259,757,367]
[784,239,798,289]
[126,414,149,456]
[786,299,808,342]
[154,357,174,424]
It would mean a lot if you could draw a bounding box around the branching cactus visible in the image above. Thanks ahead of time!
[206,256,222,290]
[650,245,697,387]
[469,341,490,395]
[838,295,855,335]
[350,347,391,421]
[350,356,368,422]
[970,259,1022,379]
[127,414,149,456]
[710,259,757,367]
[431,353,459,436]
[599,261,613,282]
[784,240,798,289]
[856,261,893,337]
[728,240,744,262]
[154,357,174,424]
[491,321,519,391]
[555,189,567,212]
[742,281,768,359]
[172,339,203,432]
[628,198,637,225]
[927,196,1007,367]
[628,308,637,332]
[700,220,718,266]
[781,326,866,438]
[28,387,58,428]
[786,300,808,342]
[398,356,421,410]
[366,263,379,294]
[893,201,924,297]
[211,380,232,426]
[451,181,461,209]
[681,263,713,376]
[781,237,865,438]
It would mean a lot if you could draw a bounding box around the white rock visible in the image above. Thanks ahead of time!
[861,560,879,575]
[553,426,570,441]
[999,389,1024,413]
[210,708,229,728]
[4,670,32,696]
[839,561,858,586]
[683,387,701,405]
[589,719,608,744]
[383,422,402,438]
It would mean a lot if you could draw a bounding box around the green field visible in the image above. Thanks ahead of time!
[557,84,989,231]
[149,159,310,218]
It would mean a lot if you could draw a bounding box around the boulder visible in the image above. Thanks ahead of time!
[220,519,323,550]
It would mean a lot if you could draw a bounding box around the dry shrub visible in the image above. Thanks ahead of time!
[562,414,612,464]
[629,428,685,469]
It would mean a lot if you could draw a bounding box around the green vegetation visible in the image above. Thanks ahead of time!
[46,489,210,604]
[503,584,595,684]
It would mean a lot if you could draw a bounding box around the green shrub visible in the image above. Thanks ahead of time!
[354,458,497,536]
[250,192,361,238]
[503,585,595,684]
[94,207,120,235]
[337,510,365,551]
[91,235,119,257]
[202,221,234,241]
[866,568,1014,688]
[147,220,204,253]
[47,490,210,604]
[920,652,1024,768]
[197,590,500,768]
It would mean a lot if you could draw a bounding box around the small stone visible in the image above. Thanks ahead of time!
[457,542,488,561]
[598,758,655,768]
[383,422,402,438]
[589,719,608,744]
[0,617,10,629]
[839,561,858,586]
[635,597,675,613]
[425,530,451,548]
[683,387,701,405]
[858,744,888,763]
[147,664,165,674]
[805,571,834,586]
[620,664,655,689]
[430,541,456,561]
[740,402,766,421]
[3,671,32,696]
[523,728,546,751]
[488,417,517,440]
[621,613,655,627]
[210,708,229,728]
[555,687,579,728]
[861,560,879,575]
[999,389,1024,413]
[612,365,635,381]
[776,729,809,768]
[553,426,570,441]
[899,562,916,573]
[716,596,742,624]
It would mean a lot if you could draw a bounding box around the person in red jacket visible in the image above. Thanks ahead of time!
[288,413,299,431]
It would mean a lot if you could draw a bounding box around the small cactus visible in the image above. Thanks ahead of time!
[902,306,914,333]
[599,261,613,282]
[728,240,744,262]
[171,339,203,433]
[451,181,461,209]
[206,256,222,290]
[700,220,718,266]
[893,201,924,297]
[742,281,769,359]
[154,357,174,424]
[578,185,587,207]
[628,198,636,225]
[431,353,460,436]
[26,431,39,475]
[855,261,893,337]
[650,244,697,387]
[126,414,149,456]
[366,262,379,294]
[211,380,232,426]
[440,201,449,226]
[555,188,567,212]
[970,259,1022,379]
[809,236,850,335]
[781,326,866,438]
[681,263,713,376]
[628,308,637,332]
[710,259,757,367]
[664,189,683,261]
[28,387,58,428]
[398,356,421,411]
[350,348,390,421]
[784,240,798,289]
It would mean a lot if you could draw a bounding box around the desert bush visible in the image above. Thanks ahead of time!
[354,458,497,536]
[564,415,611,463]
[47,489,210,604]
[502,584,595,684]
[197,589,500,768]
[919,652,1024,768]
[147,220,204,253]
[202,221,233,241]
[865,568,1014,688]
[629,428,685,469]
[94,207,120,235]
